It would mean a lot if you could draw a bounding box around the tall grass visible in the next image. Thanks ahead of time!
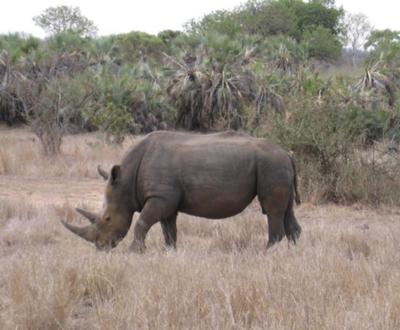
[0,127,134,178]
[0,199,399,329]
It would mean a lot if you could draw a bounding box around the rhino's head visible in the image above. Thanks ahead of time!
[62,165,134,251]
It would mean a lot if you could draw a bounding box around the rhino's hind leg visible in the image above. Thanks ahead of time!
[265,210,286,248]
[130,198,177,253]
[284,205,301,244]
[161,215,177,249]
[258,187,289,248]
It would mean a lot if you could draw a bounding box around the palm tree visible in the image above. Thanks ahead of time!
[353,61,396,107]
[166,41,285,130]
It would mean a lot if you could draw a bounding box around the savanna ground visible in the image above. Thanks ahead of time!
[0,126,399,329]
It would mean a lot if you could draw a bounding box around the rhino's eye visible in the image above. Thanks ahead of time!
[105,216,111,222]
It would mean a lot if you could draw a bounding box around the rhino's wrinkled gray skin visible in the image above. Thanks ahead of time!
[62,131,301,252]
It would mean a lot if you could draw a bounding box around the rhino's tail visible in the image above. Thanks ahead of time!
[288,151,301,205]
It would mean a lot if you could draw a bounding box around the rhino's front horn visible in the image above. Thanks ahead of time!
[61,221,98,243]
[75,208,100,224]
[97,165,109,181]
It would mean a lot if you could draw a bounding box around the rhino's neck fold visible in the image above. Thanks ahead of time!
[120,138,148,212]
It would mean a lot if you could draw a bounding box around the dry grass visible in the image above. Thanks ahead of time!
[0,127,400,329]
[0,126,135,178]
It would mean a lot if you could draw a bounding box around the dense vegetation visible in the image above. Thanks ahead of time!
[1,0,399,205]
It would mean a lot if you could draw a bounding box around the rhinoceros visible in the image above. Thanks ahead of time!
[62,131,301,252]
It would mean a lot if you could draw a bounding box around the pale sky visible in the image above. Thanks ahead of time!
[1,0,399,38]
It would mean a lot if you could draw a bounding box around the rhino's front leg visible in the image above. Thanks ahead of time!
[131,217,154,253]
[130,198,176,253]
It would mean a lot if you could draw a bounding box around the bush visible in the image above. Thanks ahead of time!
[46,31,92,54]
[84,63,172,141]
[266,95,400,205]
[342,106,400,144]
[302,26,342,61]
[0,33,40,62]
[88,102,133,143]
[112,31,165,64]
[0,34,40,126]
[0,58,25,126]
[237,0,298,37]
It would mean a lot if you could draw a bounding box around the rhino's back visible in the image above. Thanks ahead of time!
[138,131,289,219]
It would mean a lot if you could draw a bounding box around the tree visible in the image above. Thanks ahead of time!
[185,10,241,38]
[184,0,344,54]
[343,13,372,51]
[237,1,298,37]
[13,51,94,155]
[365,29,400,63]
[291,0,344,36]
[33,6,97,37]
[19,75,94,155]
[342,12,372,65]
[302,26,342,61]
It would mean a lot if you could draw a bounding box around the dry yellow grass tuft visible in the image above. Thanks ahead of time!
[0,127,399,329]
[0,127,135,178]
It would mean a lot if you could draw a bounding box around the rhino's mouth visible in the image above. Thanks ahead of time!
[95,238,121,251]
[95,242,114,252]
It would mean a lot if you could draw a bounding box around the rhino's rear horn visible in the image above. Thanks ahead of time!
[61,221,98,243]
[75,208,100,224]
[97,165,109,181]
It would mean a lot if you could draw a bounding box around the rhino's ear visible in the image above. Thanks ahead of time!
[97,165,109,181]
[110,165,121,185]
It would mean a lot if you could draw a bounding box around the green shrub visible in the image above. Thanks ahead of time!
[112,31,165,64]
[46,31,91,54]
[237,0,299,37]
[342,107,399,143]
[302,26,342,61]
[0,33,40,62]
[83,63,172,140]
[266,95,400,205]
[89,102,133,143]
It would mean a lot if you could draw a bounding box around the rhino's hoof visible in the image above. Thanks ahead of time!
[130,242,146,254]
